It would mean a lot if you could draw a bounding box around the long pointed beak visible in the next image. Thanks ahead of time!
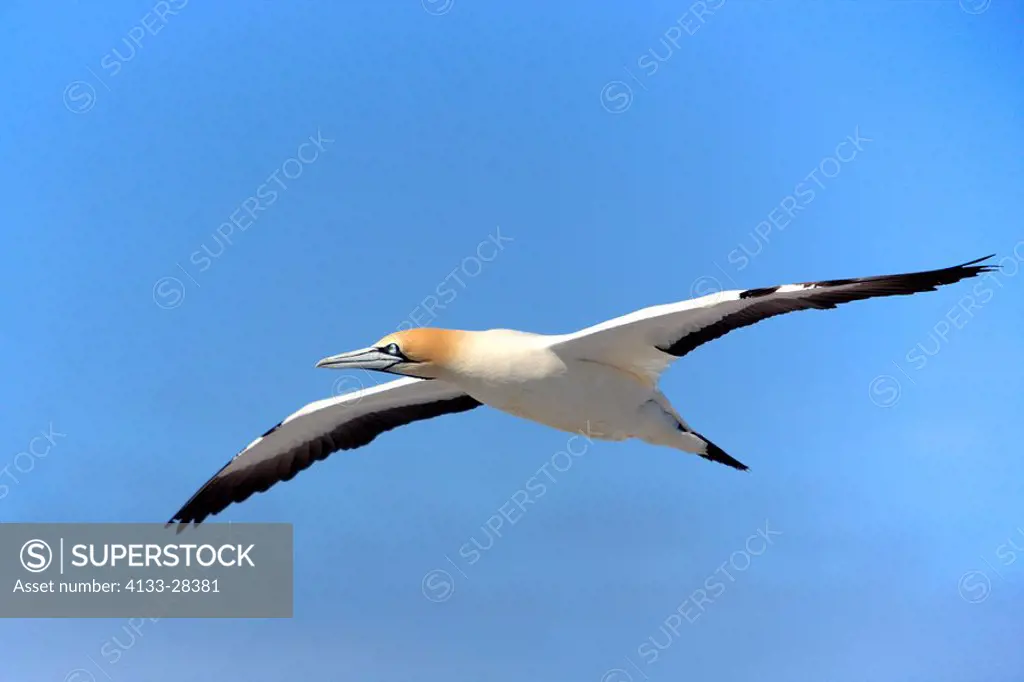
[315,347,399,371]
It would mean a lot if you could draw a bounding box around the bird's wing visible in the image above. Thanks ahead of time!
[550,256,997,382]
[170,377,481,526]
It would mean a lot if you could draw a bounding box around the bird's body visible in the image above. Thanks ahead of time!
[169,255,998,527]
[429,329,663,440]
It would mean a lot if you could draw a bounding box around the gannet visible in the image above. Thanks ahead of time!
[170,256,996,525]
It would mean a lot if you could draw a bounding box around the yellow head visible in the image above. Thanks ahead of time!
[315,328,466,379]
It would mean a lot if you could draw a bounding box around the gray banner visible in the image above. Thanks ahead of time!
[0,523,292,618]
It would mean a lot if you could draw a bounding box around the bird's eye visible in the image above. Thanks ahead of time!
[384,343,402,357]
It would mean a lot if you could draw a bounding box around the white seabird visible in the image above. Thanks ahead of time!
[170,255,996,525]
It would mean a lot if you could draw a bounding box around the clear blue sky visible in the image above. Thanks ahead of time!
[2,1,1023,680]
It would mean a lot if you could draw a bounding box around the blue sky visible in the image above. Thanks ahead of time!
[2,0,1023,679]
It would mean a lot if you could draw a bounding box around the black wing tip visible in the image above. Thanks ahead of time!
[166,506,205,529]
[167,512,203,530]
[838,253,1000,291]
[954,253,999,275]
[934,254,1000,283]
[166,451,245,529]
[168,495,221,528]
[169,491,218,528]
[952,253,996,267]
[958,253,996,267]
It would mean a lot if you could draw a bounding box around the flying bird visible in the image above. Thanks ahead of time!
[170,255,996,526]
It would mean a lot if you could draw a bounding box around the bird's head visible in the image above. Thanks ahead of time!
[315,328,461,379]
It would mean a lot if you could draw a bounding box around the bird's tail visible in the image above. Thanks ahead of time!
[677,427,749,471]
